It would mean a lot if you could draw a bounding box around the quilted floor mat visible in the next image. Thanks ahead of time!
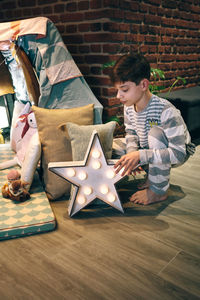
[0,144,56,240]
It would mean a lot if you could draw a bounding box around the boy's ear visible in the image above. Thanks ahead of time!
[140,78,149,90]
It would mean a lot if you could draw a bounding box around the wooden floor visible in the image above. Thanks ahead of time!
[0,144,200,300]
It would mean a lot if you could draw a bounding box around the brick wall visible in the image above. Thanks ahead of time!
[0,0,200,126]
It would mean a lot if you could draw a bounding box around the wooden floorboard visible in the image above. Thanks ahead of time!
[0,145,199,300]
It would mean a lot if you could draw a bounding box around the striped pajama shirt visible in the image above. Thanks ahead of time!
[124,94,195,195]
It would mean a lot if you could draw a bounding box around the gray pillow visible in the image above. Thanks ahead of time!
[59,121,116,161]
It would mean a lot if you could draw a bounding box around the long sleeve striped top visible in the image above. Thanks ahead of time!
[124,94,194,166]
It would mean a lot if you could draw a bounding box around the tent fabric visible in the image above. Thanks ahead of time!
[1,49,29,104]
[0,17,103,124]
[0,17,48,42]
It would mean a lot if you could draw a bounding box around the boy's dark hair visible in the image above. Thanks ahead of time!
[110,53,151,85]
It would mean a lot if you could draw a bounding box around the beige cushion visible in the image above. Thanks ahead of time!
[32,104,94,200]
[60,121,116,161]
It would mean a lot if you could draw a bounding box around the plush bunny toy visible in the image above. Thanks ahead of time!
[0,103,38,169]
[16,110,38,165]
[0,103,41,192]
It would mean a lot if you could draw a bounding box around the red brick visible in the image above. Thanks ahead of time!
[78,23,90,32]
[102,66,114,76]
[119,23,130,32]
[61,12,84,22]
[91,0,103,9]
[100,97,114,107]
[139,3,149,13]
[188,54,199,61]
[90,44,102,52]
[150,6,159,15]
[84,33,124,43]
[140,45,150,54]
[157,63,171,71]
[78,1,89,10]
[63,34,83,44]
[147,0,161,6]
[103,22,120,32]
[102,87,117,97]
[32,7,42,15]
[160,54,176,62]
[103,44,121,54]
[130,2,139,11]
[145,35,160,44]
[161,17,176,27]
[42,6,52,15]
[190,21,200,30]
[125,11,144,22]
[147,26,160,35]
[164,71,174,80]
[85,54,110,64]
[145,14,161,25]
[54,4,65,13]
[191,13,200,22]
[140,24,149,34]
[157,7,165,16]
[188,30,200,38]
[84,33,109,43]
[165,28,176,36]
[4,10,15,19]
[79,45,90,53]
[48,15,60,24]
[90,66,102,75]
[103,0,120,8]
[90,23,101,31]
[113,9,124,19]
[162,0,177,9]
[176,38,188,46]
[176,19,189,29]
[177,2,192,12]
[18,0,36,7]
[148,45,158,53]
[86,75,110,86]
[66,25,77,33]
[23,8,32,16]
[126,33,137,43]
[103,106,123,117]
[56,25,65,34]
[85,9,112,20]
[161,36,175,44]
[91,86,101,97]
[2,1,16,9]
[145,54,159,63]
[191,4,200,14]
[120,0,131,10]
[66,2,77,11]
[79,65,90,75]
[179,11,193,21]
[73,55,85,64]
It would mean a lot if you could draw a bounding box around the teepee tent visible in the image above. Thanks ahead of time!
[0,17,103,125]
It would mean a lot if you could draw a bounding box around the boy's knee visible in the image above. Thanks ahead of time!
[148,126,168,149]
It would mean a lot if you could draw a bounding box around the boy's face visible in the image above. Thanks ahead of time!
[115,80,146,107]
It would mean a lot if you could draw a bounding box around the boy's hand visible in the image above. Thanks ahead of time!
[131,166,143,176]
[114,151,140,176]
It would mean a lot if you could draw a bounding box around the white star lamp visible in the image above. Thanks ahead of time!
[48,130,126,217]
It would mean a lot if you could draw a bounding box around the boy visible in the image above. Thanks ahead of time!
[111,53,195,205]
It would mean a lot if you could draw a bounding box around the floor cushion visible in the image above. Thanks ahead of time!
[0,144,56,240]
